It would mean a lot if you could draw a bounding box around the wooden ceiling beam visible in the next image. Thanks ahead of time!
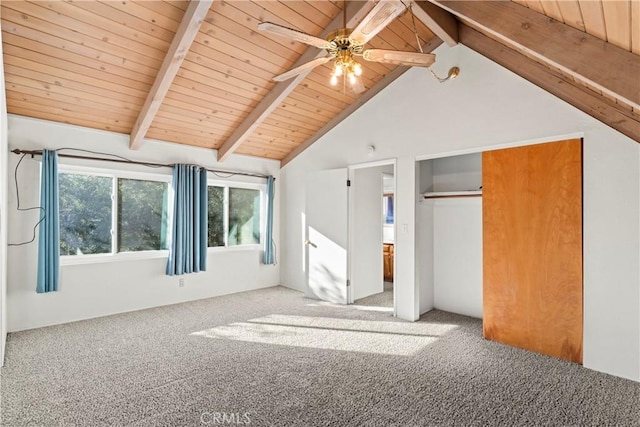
[412,1,458,47]
[428,0,640,110]
[459,24,640,144]
[281,37,444,167]
[129,0,213,150]
[216,0,376,162]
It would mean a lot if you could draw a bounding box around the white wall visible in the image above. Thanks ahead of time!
[351,165,391,300]
[583,129,640,380]
[396,157,420,320]
[280,44,640,381]
[432,198,482,318]
[417,202,434,314]
[417,161,434,315]
[0,23,8,365]
[432,153,482,192]
[382,224,394,244]
[6,115,280,332]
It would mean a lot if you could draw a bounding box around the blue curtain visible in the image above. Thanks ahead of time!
[166,164,208,276]
[37,150,60,293]
[263,175,275,265]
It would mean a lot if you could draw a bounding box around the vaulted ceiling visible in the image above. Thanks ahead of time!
[1,1,638,166]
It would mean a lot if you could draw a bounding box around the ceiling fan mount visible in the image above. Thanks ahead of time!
[325,28,362,54]
[324,28,365,86]
[257,0,436,90]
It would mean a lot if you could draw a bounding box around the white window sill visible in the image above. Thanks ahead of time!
[207,245,261,253]
[60,250,169,266]
[60,245,262,266]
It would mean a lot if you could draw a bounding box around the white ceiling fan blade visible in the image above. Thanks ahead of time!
[273,56,332,82]
[363,49,436,67]
[349,0,406,45]
[258,22,333,50]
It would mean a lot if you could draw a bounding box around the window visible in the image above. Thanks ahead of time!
[207,186,224,247]
[59,169,169,259]
[229,188,260,246]
[117,179,169,252]
[383,194,394,224]
[207,183,263,248]
[59,167,264,261]
[59,174,112,256]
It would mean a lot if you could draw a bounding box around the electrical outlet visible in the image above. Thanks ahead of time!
[178,278,185,287]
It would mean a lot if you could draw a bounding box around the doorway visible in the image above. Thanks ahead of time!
[348,160,396,314]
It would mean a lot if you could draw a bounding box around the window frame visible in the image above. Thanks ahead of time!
[58,164,171,266]
[58,165,267,264]
[207,178,266,252]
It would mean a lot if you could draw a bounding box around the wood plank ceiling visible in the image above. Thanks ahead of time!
[0,0,436,161]
[514,0,640,55]
[442,0,640,143]
[510,0,639,112]
[1,1,638,164]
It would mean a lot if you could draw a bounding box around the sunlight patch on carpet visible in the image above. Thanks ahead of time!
[191,315,458,356]
[305,301,393,313]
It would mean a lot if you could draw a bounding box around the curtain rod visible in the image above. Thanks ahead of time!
[11,149,272,180]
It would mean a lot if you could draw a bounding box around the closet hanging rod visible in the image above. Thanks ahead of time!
[11,149,272,180]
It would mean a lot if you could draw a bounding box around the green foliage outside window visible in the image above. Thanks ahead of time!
[207,186,224,247]
[207,186,261,247]
[228,188,260,246]
[59,174,112,256]
[60,174,169,256]
[60,171,262,255]
[118,179,169,252]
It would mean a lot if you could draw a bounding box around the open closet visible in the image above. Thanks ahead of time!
[417,153,483,318]
[418,139,583,364]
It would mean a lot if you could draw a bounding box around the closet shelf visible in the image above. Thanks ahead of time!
[423,190,482,199]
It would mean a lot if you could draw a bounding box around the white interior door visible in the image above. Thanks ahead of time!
[351,167,387,301]
[305,168,349,304]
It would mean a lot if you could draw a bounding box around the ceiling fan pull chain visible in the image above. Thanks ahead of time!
[427,67,448,82]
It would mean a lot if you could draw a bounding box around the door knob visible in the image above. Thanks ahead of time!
[304,239,317,248]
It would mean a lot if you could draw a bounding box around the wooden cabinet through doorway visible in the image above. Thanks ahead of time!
[383,244,394,282]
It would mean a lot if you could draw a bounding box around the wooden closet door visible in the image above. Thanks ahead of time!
[482,139,583,363]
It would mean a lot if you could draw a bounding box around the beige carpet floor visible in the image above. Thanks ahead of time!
[1,286,639,426]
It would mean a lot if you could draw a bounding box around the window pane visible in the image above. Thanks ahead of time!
[228,188,260,246]
[383,195,394,224]
[59,173,112,256]
[207,186,224,247]
[118,179,169,252]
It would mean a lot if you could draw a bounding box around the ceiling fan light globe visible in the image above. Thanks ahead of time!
[349,73,357,86]
[330,75,338,86]
[353,63,363,76]
[334,65,343,77]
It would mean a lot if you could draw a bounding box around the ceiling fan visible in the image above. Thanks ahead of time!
[257,0,436,90]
